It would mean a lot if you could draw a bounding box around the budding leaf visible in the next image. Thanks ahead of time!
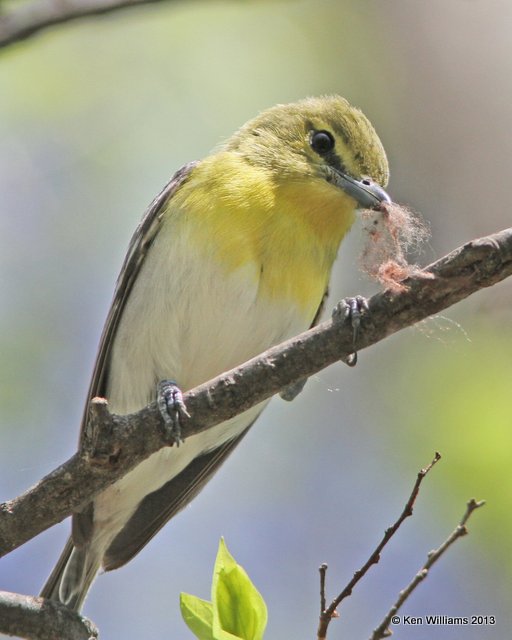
[181,539,267,640]
[212,539,267,640]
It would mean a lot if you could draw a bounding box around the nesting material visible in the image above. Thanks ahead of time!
[359,202,433,293]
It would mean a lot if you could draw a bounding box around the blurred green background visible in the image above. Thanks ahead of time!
[1,1,511,638]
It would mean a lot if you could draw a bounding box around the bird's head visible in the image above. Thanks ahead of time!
[225,95,390,209]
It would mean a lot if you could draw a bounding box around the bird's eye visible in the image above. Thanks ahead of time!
[310,130,335,155]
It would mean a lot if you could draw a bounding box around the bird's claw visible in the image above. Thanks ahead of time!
[157,380,190,446]
[332,295,369,367]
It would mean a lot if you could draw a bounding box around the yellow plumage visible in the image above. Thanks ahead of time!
[41,95,390,612]
[176,156,351,313]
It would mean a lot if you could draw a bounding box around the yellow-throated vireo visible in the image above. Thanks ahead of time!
[41,95,390,611]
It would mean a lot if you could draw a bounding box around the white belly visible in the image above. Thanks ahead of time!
[92,215,312,545]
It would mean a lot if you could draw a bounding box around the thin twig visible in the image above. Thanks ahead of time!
[319,563,328,614]
[317,453,441,640]
[371,498,486,640]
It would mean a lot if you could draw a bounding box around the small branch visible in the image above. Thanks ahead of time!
[0,0,176,50]
[0,227,511,559]
[0,590,98,640]
[317,453,441,640]
[371,498,486,640]
[319,563,328,614]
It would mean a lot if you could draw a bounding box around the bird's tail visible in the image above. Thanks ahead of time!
[40,537,101,612]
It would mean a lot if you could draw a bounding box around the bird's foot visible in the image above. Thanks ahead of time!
[157,380,190,446]
[332,295,369,367]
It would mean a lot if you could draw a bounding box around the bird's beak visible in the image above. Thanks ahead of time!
[332,172,391,209]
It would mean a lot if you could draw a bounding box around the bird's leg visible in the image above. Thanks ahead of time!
[332,295,369,367]
[157,380,190,446]
[280,377,308,402]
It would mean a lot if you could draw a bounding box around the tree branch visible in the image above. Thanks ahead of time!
[0,227,511,559]
[0,0,177,50]
[0,591,98,640]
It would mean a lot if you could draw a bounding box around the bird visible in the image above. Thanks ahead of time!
[40,95,390,611]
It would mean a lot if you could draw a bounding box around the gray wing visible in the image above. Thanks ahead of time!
[41,163,198,600]
[72,162,197,545]
[80,161,198,434]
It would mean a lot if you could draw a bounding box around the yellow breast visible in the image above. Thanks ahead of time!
[171,153,357,321]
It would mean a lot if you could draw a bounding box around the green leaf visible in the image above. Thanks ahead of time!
[180,593,215,640]
[211,539,267,640]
